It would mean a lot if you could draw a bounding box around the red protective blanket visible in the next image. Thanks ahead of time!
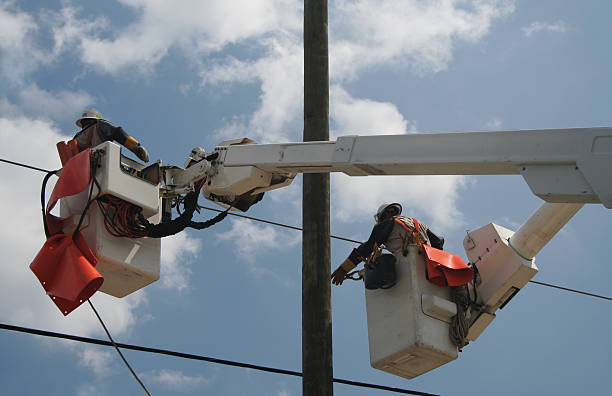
[30,149,103,315]
[422,244,473,287]
[396,218,473,287]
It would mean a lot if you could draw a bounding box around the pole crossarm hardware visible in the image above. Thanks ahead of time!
[219,128,612,208]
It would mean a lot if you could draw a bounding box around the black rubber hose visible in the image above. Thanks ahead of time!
[188,211,228,230]
[141,191,199,238]
[41,170,61,239]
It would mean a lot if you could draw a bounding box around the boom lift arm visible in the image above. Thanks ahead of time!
[162,128,612,210]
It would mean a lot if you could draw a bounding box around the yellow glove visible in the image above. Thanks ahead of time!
[331,259,356,285]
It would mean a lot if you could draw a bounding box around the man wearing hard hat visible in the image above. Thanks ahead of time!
[331,203,445,288]
[72,109,150,162]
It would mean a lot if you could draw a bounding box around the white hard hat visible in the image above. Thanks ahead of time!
[76,108,103,128]
[374,203,402,223]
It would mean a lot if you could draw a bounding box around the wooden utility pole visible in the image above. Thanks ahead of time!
[303,0,333,395]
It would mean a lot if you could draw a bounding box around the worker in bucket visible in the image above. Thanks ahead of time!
[73,109,150,162]
[331,203,444,289]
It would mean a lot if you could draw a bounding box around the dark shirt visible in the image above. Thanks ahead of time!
[348,218,444,265]
[74,120,130,151]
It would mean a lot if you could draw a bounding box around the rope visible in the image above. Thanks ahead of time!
[449,285,470,349]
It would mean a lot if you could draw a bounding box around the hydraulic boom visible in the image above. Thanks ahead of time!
[163,128,612,210]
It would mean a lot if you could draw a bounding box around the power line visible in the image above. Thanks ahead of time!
[0,158,54,174]
[1,157,611,302]
[0,322,438,396]
[199,205,360,244]
[529,280,612,301]
[198,207,612,303]
[88,300,152,395]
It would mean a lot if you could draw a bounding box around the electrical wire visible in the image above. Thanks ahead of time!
[0,322,438,396]
[198,206,612,302]
[1,156,610,301]
[198,205,360,244]
[88,300,152,396]
[0,158,52,173]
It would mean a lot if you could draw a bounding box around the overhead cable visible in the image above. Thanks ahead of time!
[198,206,612,302]
[198,205,360,244]
[0,158,53,173]
[529,280,612,301]
[0,322,438,396]
[88,300,152,395]
[1,157,610,301]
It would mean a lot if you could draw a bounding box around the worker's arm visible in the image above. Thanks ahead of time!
[427,229,445,250]
[98,121,150,162]
[331,220,394,285]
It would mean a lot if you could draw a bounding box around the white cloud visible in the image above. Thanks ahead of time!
[0,1,514,143]
[0,1,48,83]
[76,0,302,74]
[329,88,467,231]
[485,118,502,130]
[522,20,568,37]
[0,3,107,85]
[203,0,514,142]
[45,6,107,58]
[332,173,467,232]
[76,384,103,396]
[0,97,20,117]
[216,219,300,274]
[330,0,516,78]
[204,35,304,143]
[160,231,201,291]
[13,83,95,123]
[0,84,94,127]
[78,347,114,377]
[331,85,416,138]
[142,369,208,390]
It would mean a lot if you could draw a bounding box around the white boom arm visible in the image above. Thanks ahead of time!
[208,127,612,208]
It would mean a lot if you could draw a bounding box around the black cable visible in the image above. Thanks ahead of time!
[2,156,611,301]
[0,158,52,173]
[88,301,152,396]
[198,205,360,244]
[189,210,228,229]
[0,322,438,396]
[140,190,200,238]
[529,280,612,301]
[40,170,60,238]
[198,206,612,302]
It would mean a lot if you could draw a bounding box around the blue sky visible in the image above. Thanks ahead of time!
[1,0,611,395]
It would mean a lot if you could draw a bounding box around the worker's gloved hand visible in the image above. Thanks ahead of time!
[331,266,348,286]
[133,144,149,162]
[331,258,356,286]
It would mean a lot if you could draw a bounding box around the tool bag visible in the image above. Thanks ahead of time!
[364,253,397,290]
[30,149,103,316]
